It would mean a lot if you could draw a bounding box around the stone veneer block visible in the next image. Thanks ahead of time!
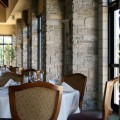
[72,0,98,110]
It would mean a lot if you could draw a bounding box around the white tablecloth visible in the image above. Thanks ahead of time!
[0,87,80,119]
[0,68,11,76]
[57,90,80,120]
[0,87,11,118]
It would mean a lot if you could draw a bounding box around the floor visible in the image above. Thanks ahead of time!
[85,111,120,120]
[109,112,120,120]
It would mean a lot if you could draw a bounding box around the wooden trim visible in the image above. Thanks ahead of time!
[102,77,119,120]
[0,0,8,8]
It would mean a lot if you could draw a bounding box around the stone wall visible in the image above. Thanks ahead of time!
[45,0,64,81]
[16,19,23,67]
[22,22,28,69]
[72,0,98,110]
[98,0,108,110]
[31,16,38,69]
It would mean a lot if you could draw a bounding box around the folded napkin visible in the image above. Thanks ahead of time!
[0,70,3,76]
[5,68,11,72]
[4,79,18,87]
[62,82,75,92]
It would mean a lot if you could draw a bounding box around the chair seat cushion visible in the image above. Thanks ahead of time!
[67,112,103,120]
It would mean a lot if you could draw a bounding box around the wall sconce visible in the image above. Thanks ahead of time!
[11,15,15,20]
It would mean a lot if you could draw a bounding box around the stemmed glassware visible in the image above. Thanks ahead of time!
[50,73,59,85]
[36,70,44,81]
[54,74,59,84]
[28,71,33,82]
[33,72,37,81]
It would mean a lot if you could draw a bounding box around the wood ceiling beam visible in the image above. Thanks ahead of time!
[0,0,8,8]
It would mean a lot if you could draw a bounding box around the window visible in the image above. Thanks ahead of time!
[108,0,119,112]
[38,16,43,70]
[113,10,119,105]
[0,36,12,66]
[27,25,31,68]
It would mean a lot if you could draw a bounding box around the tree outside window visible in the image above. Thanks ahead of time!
[0,36,15,66]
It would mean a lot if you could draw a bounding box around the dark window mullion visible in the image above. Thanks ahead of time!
[108,1,119,112]
[38,16,42,70]
[108,6,115,79]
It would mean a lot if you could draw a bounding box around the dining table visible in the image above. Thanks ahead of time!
[0,81,80,120]
[0,67,10,76]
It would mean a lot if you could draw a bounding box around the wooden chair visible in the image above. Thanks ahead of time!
[9,81,63,120]
[67,77,119,120]
[9,67,19,73]
[3,65,7,68]
[21,68,36,76]
[62,73,87,110]
[0,72,24,86]
[18,67,24,74]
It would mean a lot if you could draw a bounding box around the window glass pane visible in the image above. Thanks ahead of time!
[109,0,116,2]
[114,9,120,64]
[39,17,41,30]
[114,68,119,105]
[4,45,12,65]
[4,36,12,44]
[38,16,42,70]
[4,45,7,65]
[0,36,3,44]
[0,45,3,66]
[113,9,119,105]
[0,36,12,65]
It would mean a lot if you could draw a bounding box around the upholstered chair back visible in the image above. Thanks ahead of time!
[9,82,63,120]
[62,73,87,110]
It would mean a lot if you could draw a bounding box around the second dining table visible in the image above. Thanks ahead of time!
[0,82,80,120]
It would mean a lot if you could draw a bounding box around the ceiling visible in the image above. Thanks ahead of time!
[0,0,30,25]
[7,0,30,24]
[0,0,8,8]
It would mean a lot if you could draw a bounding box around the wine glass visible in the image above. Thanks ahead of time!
[51,73,59,85]
[29,71,33,82]
[36,71,40,81]
[40,72,43,81]
[33,72,37,81]
[55,74,59,84]
[36,70,44,81]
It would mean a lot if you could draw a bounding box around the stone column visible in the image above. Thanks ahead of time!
[22,22,28,69]
[16,19,23,67]
[45,0,64,81]
[72,0,98,110]
[98,0,108,110]
[31,15,38,69]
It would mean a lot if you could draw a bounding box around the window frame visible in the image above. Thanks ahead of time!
[38,15,43,70]
[108,0,119,112]
[0,35,12,65]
